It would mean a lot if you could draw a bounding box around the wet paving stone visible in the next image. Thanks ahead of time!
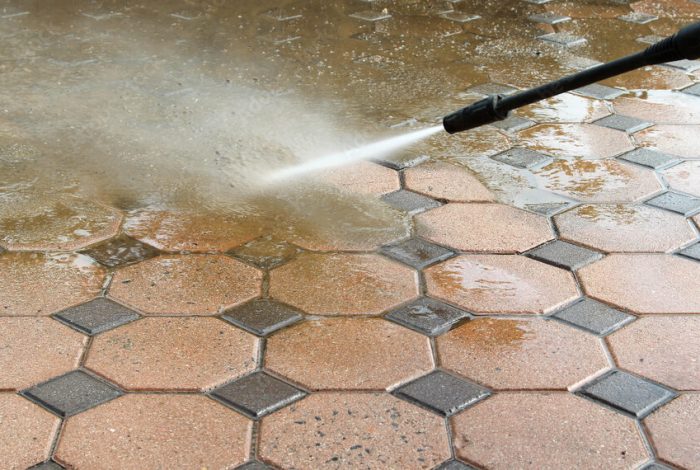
[524,202,574,216]
[538,32,587,47]
[573,83,626,100]
[528,12,570,24]
[380,237,455,269]
[520,124,634,160]
[223,299,303,336]
[519,93,610,124]
[318,161,400,196]
[393,370,490,417]
[682,83,700,97]
[464,83,518,96]
[618,12,658,24]
[54,297,140,335]
[525,240,602,270]
[403,161,494,202]
[612,92,700,125]
[372,153,428,171]
[553,298,634,336]
[679,242,700,261]
[80,234,160,268]
[435,460,477,470]
[349,10,391,22]
[662,160,700,198]
[385,297,469,336]
[210,371,306,419]
[490,114,535,132]
[491,147,553,170]
[645,191,700,217]
[637,125,700,159]
[577,370,677,418]
[28,461,64,470]
[664,59,700,73]
[22,370,122,417]
[229,236,302,270]
[236,462,275,470]
[618,148,681,169]
[593,114,653,134]
[440,11,480,23]
[645,394,700,470]
[603,65,693,91]
[638,463,675,470]
[381,189,442,215]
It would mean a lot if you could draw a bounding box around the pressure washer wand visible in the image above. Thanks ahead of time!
[443,21,700,134]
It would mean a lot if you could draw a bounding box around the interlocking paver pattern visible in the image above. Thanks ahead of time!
[645,394,700,470]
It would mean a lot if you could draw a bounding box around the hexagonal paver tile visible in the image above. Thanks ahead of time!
[0,194,122,251]
[603,66,693,91]
[265,318,433,390]
[519,93,610,123]
[425,255,579,314]
[555,204,696,252]
[608,316,700,391]
[437,318,607,389]
[579,254,700,314]
[124,209,263,253]
[451,393,647,470]
[269,253,418,315]
[613,92,700,125]
[403,161,494,202]
[55,395,251,469]
[519,124,633,160]
[85,317,259,391]
[0,253,105,316]
[663,161,700,197]
[0,318,86,390]
[645,394,700,470]
[637,125,700,159]
[316,161,399,196]
[534,159,663,203]
[108,255,261,315]
[259,392,450,469]
[416,203,553,253]
[0,394,60,470]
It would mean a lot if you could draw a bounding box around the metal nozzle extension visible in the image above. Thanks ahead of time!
[442,95,509,134]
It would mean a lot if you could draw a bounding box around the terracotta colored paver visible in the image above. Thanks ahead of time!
[0,318,86,390]
[108,254,261,315]
[404,161,494,202]
[55,394,251,469]
[579,254,700,314]
[426,125,512,159]
[425,255,579,314]
[614,92,700,125]
[437,318,608,390]
[317,161,400,196]
[269,253,418,315]
[645,394,700,469]
[555,204,696,252]
[663,161,700,197]
[602,66,693,90]
[0,253,105,316]
[259,392,450,469]
[519,124,633,160]
[86,317,259,391]
[534,159,663,203]
[452,393,648,470]
[637,125,700,159]
[608,316,700,391]
[0,194,122,251]
[266,318,433,390]
[0,394,61,470]
[520,93,610,123]
[416,203,553,253]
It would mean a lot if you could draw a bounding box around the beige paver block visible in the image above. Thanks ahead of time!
[269,253,418,315]
[86,317,259,391]
[266,318,433,390]
[663,161,700,197]
[437,318,608,389]
[317,161,400,196]
[603,66,693,90]
[0,394,60,470]
[0,318,86,390]
[452,393,648,470]
[416,203,553,253]
[614,93,700,125]
[579,254,700,314]
[519,124,633,160]
[55,394,251,469]
[608,316,700,391]
[108,255,261,315]
[425,255,579,314]
[555,204,696,252]
[0,253,105,316]
[404,161,494,202]
[645,394,700,470]
[637,125,700,159]
[259,392,450,469]
[520,93,610,123]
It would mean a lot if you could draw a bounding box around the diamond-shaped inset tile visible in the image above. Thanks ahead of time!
[526,240,602,270]
[372,153,428,171]
[236,462,275,470]
[211,371,306,419]
[665,59,700,73]
[646,191,700,216]
[538,32,587,47]
[53,298,140,335]
[381,190,441,215]
[385,297,469,336]
[553,298,634,336]
[435,460,477,470]
[28,461,65,470]
[638,463,675,470]
[492,148,553,170]
[637,35,665,45]
[593,114,653,134]
[528,12,570,24]
[22,370,122,417]
[618,12,658,24]
[618,148,681,169]
[349,9,391,21]
[228,236,301,270]
[524,202,574,217]
[222,299,303,336]
[679,242,700,261]
[80,234,159,268]
[490,114,535,132]
[577,370,676,418]
[440,11,480,23]
[263,7,302,21]
[380,238,454,269]
[465,83,518,96]
[394,370,490,417]
[524,0,553,4]
[682,83,700,97]
[573,84,625,100]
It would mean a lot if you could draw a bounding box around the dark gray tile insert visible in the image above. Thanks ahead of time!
[349,10,391,21]
[22,370,122,417]
[637,34,665,45]
[222,300,303,336]
[524,202,573,217]
[573,84,625,100]
[236,461,276,470]
[646,191,700,217]
[526,240,603,270]
[372,153,428,171]
[553,298,634,336]
[618,148,681,169]
[524,0,553,4]
[528,12,570,24]
[54,298,140,335]
[492,148,553,170]
[229,237,301,270]
[440,11,480,23]
[211,371,306,419]
[435,460,478,470]
[593,114,653,134]
[678,242,700,262]
[380,238,454,269]
[638,463,676,470]
[385,297,469,336]
[465,83,518,96]
[490,114,535,132]
[394,370,490,417]
[682,83,700,97]
[665,59,700,73]
[381,190,441,214]
[27,462,65,470]
[80,234,159,268]
[577,370,676,418]
[618,12,658,24]
[538,32,587,47]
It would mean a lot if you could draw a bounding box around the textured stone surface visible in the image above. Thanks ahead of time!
[637,125,700,159]
[380,237,454,270]
[618,148,681,169]
[318,161,400,196]
[404,161,494,202]
[229,236,302,270]
[593,114,653,133]
[538,32,586,47]
[491,148,552,169]
[394,370,490,416]
[645,394,700,470]
[381,189,441,214]
[525,240,602,270]
[662,160,700,198]
[54,298,140,335]
[679,242,700,261]
[385,297,469,336]
[645,191,700,216]
[574,84,625,100]
[520,124,633,160]
[80,234,160,268]
[553,298,634,336]
[223,299,303,336]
